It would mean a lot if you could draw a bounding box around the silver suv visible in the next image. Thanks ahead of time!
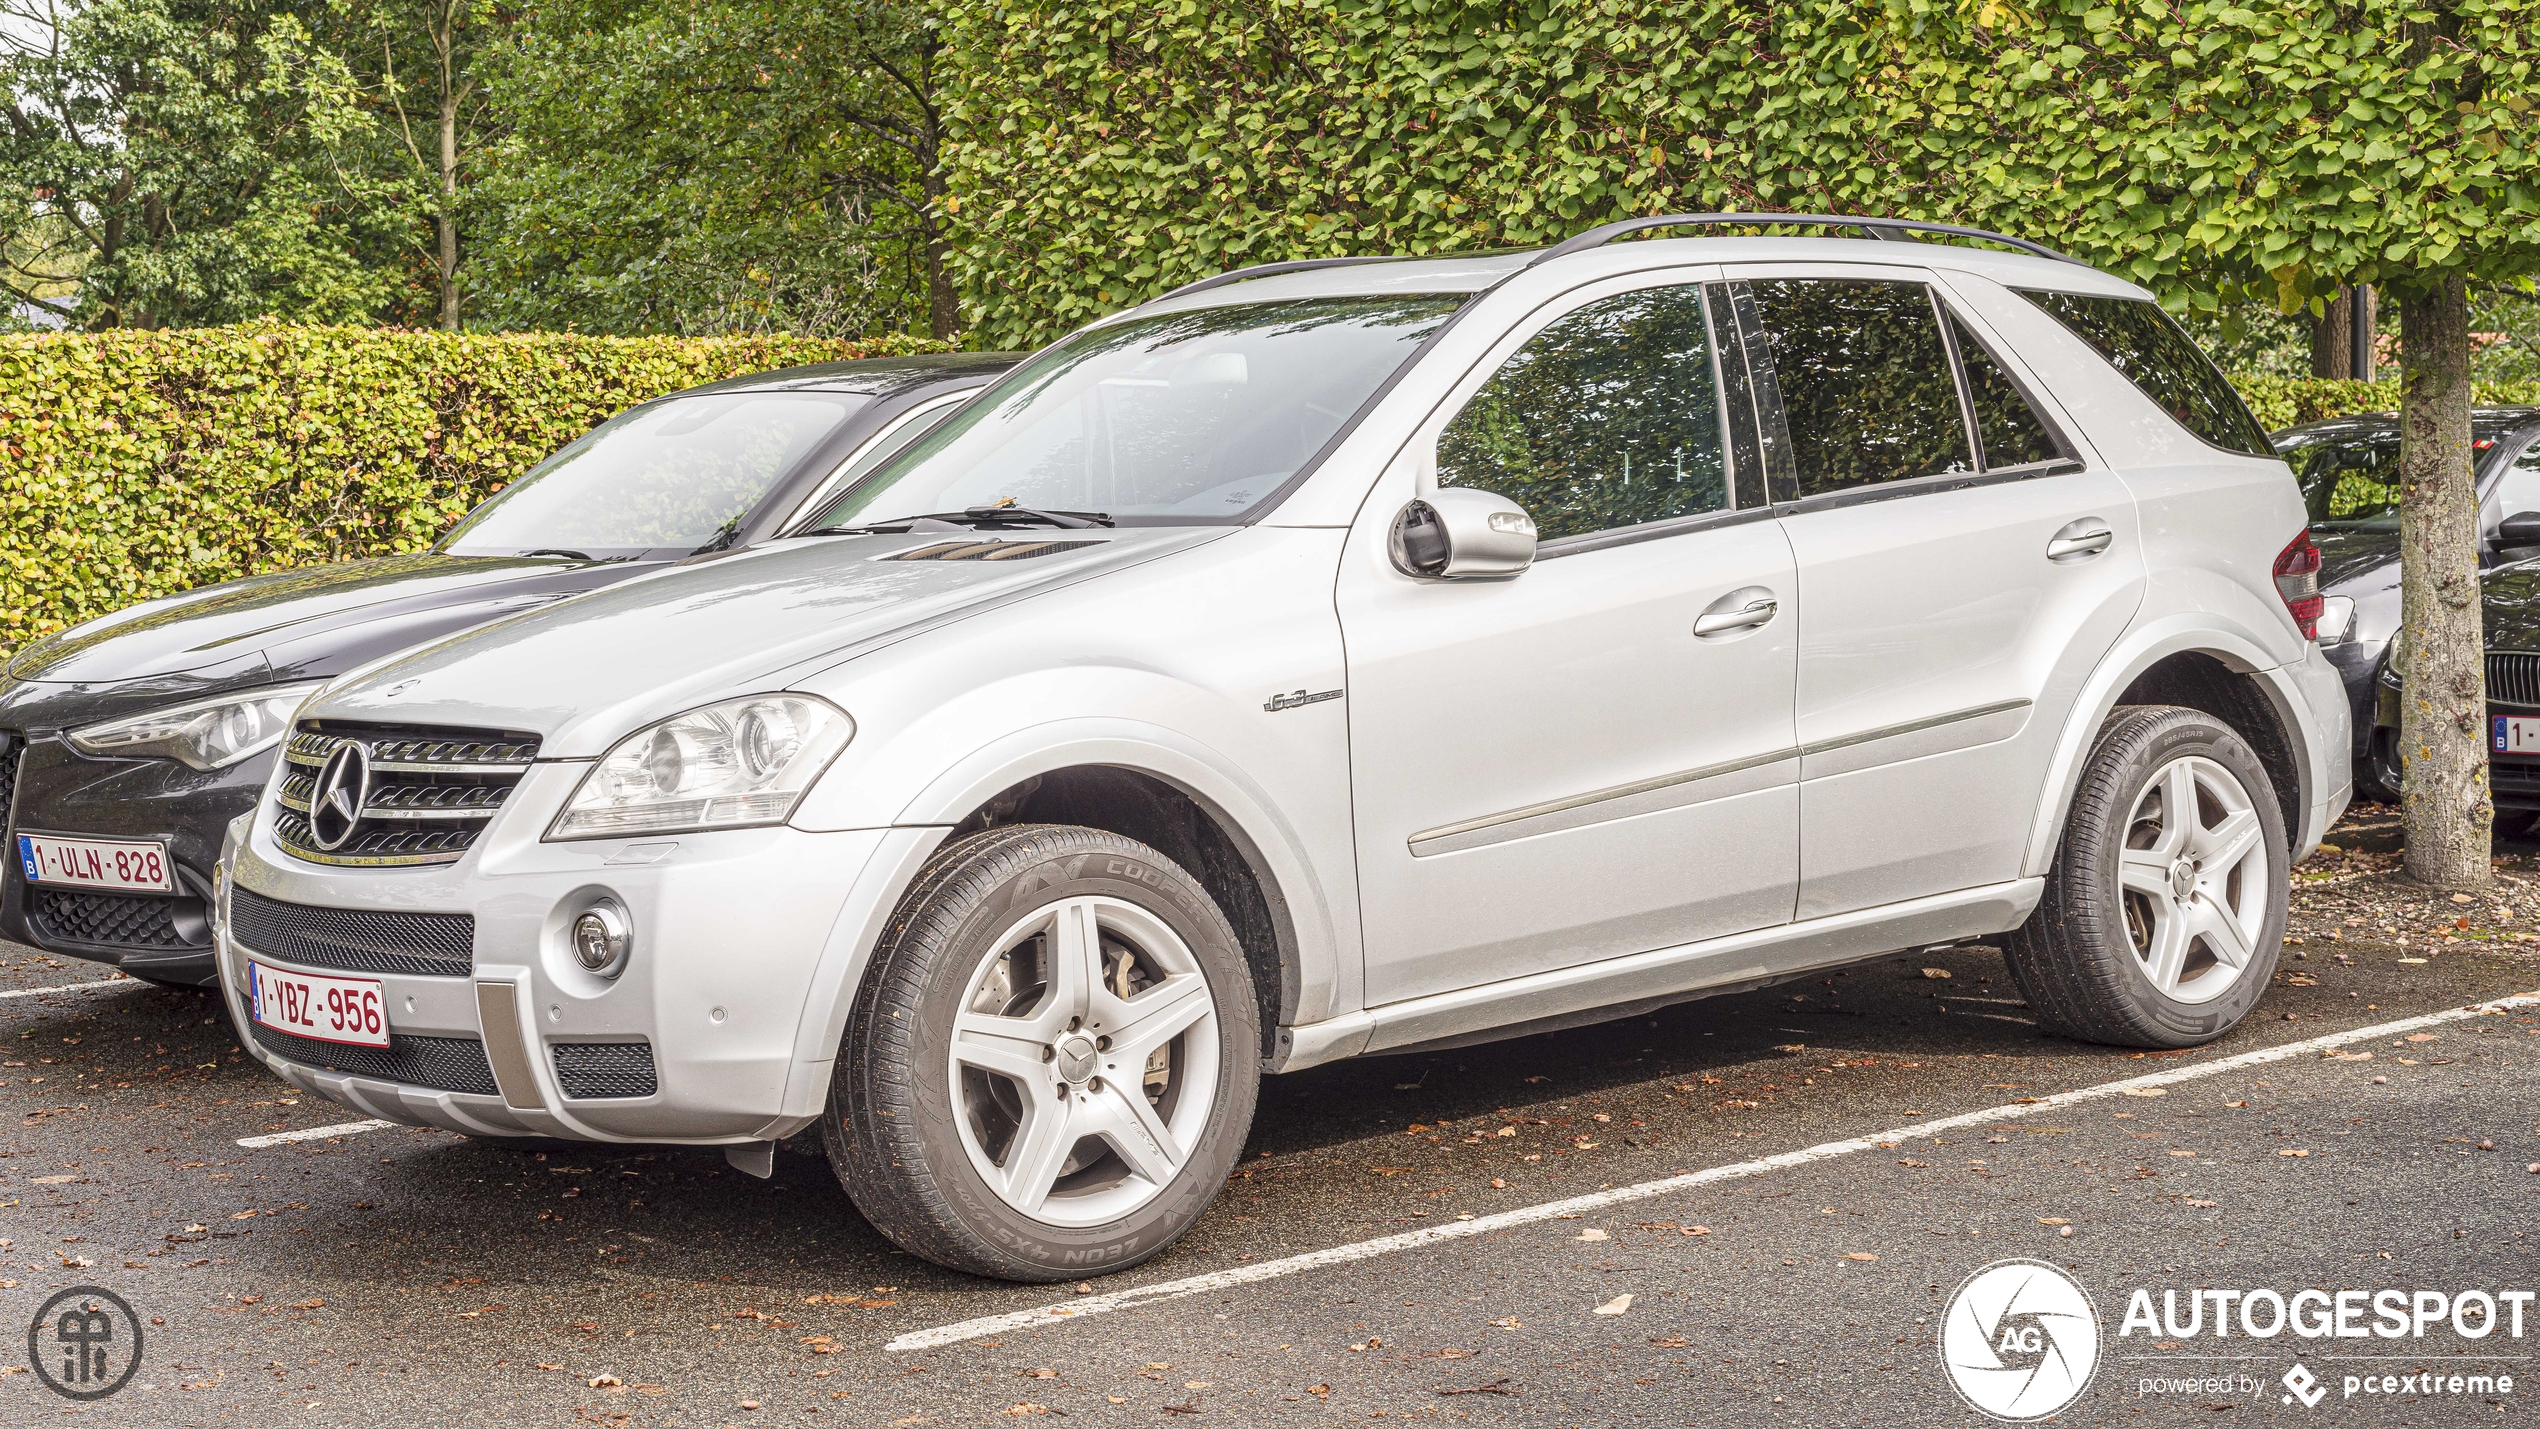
[216,216,2352,1282]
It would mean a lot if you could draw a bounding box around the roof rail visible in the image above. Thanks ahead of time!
[1526,213,2084,268]
[1151,255,1425,305]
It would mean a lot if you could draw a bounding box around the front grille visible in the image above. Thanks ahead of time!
[0,731,21,831]
[881,539,1101,563]
[248,1019,499,1095]
[273,720,539,867]
[551,1042,658,1099]
[229,887,473,976]
[30,889,206,950]
[2492,652,2540,708]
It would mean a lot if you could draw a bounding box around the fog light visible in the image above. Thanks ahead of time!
[571,902,632,977]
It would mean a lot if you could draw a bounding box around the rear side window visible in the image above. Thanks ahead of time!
[1438,282,1730,542]
[1950,315,2065,470]
[2018,290,2273,457]
[2279,427,2402,532]
[1740,278,1972,499]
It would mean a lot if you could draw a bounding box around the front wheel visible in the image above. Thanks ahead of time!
[2005,705,2287,1048]
[824,824,1261,1282]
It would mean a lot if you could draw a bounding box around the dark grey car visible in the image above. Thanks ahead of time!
[2274,406,2540,798]
[0,353,1014,986]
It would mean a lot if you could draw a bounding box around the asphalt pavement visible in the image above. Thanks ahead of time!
[4,811,2538,1427]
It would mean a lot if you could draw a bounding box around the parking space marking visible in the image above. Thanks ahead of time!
[887,989,2540,1353]
[0,978,131,999]
[237,1119,398,1148]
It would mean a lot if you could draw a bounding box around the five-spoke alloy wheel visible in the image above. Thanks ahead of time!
[825,825,1260,1282]
[2007,705,2288,1047]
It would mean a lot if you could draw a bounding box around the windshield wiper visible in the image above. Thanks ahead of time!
[518,548,595,560]
[801,506,1114,536]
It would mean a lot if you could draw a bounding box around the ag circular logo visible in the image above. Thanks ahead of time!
[26,1285,144,1401]
[1938,1259,2101,1420]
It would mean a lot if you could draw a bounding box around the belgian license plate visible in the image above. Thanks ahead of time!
[246,959,390,1048]
[2497,715,2540,754]
[16,833,176,892]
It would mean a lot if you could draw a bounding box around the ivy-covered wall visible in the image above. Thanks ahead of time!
[0,325,944,653]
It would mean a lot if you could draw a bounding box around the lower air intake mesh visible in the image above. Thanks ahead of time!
[248,1020,499,1095]
[551,1042,658,1099]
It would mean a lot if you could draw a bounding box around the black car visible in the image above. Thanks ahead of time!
[0,353,1015,986]
[2274,406,2540,798]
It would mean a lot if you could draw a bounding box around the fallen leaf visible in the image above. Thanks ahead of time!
[1843,1252,1879,1262]
[1649,1336,1690,1348]
[1593,1295,1633,1315]
[588,1375,621,1388]
[1574,1228,1608,1242]
[2279,1149,2310,1158]
[1920,968,1951,979]
[2037,1218,2070,1226]
[2120,1088,2167,1098]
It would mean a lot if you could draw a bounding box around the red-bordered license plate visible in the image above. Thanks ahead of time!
[16,833,176,892]
[246,959,389,1048]
[2497,715,2540,755]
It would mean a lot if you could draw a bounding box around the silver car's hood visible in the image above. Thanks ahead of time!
[302,529,1224,756]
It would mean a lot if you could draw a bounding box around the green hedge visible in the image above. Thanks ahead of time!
[2234,376,2540,432]
[0,324,945,654]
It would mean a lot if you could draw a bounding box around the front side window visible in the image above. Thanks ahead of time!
[2018,290,2274,457]
[809,296,1462,528]
[1437,283,1729,542]
[2279,426,2402,532]
[1741,279,1974,499]
[441,392,865,558]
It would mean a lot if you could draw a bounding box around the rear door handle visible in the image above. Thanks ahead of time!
[2047,519,2114,562]
[1694,588,1779,637]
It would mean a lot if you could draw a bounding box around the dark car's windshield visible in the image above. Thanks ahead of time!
[2278,426,2404,532]
[805,295,1463,529]
[440,391,867,559]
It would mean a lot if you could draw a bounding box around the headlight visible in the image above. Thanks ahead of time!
[67,682,323,770]
[548,694,853,840]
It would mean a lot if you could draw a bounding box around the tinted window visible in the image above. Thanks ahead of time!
[1438,284,1729,541]
[441,392,865,558]
[2278,427,2402,532]
[1952,316,2064,469]
[2018,290,2272,456]
[2494,441,2540,525]
[1742,279,1972,498]
[811,296,1460,527]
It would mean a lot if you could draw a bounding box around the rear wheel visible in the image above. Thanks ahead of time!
[825,824,1260,1281]
[2005,706,2286,1048]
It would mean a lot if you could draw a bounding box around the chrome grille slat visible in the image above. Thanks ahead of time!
[2491,652,2540,709]
[272,720,540,868]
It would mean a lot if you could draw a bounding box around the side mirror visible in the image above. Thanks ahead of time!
[1390,488,1537,579]
[2499,511,2540,549]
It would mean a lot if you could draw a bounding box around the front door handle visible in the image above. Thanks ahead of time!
[1694,587,1779,637]
[2047,519,2114,562]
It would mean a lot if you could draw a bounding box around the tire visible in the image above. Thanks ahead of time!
[2004,705,2287,1048]
[824,824,1261,1282]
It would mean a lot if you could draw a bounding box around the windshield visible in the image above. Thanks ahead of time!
[806,295,1464,528]
[2280,427,2404,533]
[440,391,867,558]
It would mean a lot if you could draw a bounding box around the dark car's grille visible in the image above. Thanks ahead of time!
[551,1042,658,1099]
[2491,652,2540,708]
[0,731,21,831]
[30,889,207,951]
[249,1020,499,1095]
[273,721,539,867]
[228,887,473,976]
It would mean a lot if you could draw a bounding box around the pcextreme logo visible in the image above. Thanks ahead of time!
[1939,1259,2103,1421]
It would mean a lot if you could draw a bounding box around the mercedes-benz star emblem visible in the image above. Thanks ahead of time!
[309,742,371,851]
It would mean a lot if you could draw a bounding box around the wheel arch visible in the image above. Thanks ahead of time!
[2023,620,2318,878]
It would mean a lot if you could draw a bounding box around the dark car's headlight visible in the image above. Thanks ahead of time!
[547,694,854,840]
[67,683,323,770]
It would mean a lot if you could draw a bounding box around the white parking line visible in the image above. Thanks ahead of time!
[237,1120,398,1148]
[0,978,131,999]
[887,988,2540,1353]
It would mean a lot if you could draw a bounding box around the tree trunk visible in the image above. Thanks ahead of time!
[2397,276,2491,887]
[920,163,956,341]
[2310,287,2353,378]
[437,84,460,331]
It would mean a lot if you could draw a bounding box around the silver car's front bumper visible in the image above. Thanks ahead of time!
[215,766,937,1145]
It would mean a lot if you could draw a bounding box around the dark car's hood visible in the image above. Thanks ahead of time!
[2482,563,2540,654]
[2315,529,2399,594]
[5,554,649,687]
